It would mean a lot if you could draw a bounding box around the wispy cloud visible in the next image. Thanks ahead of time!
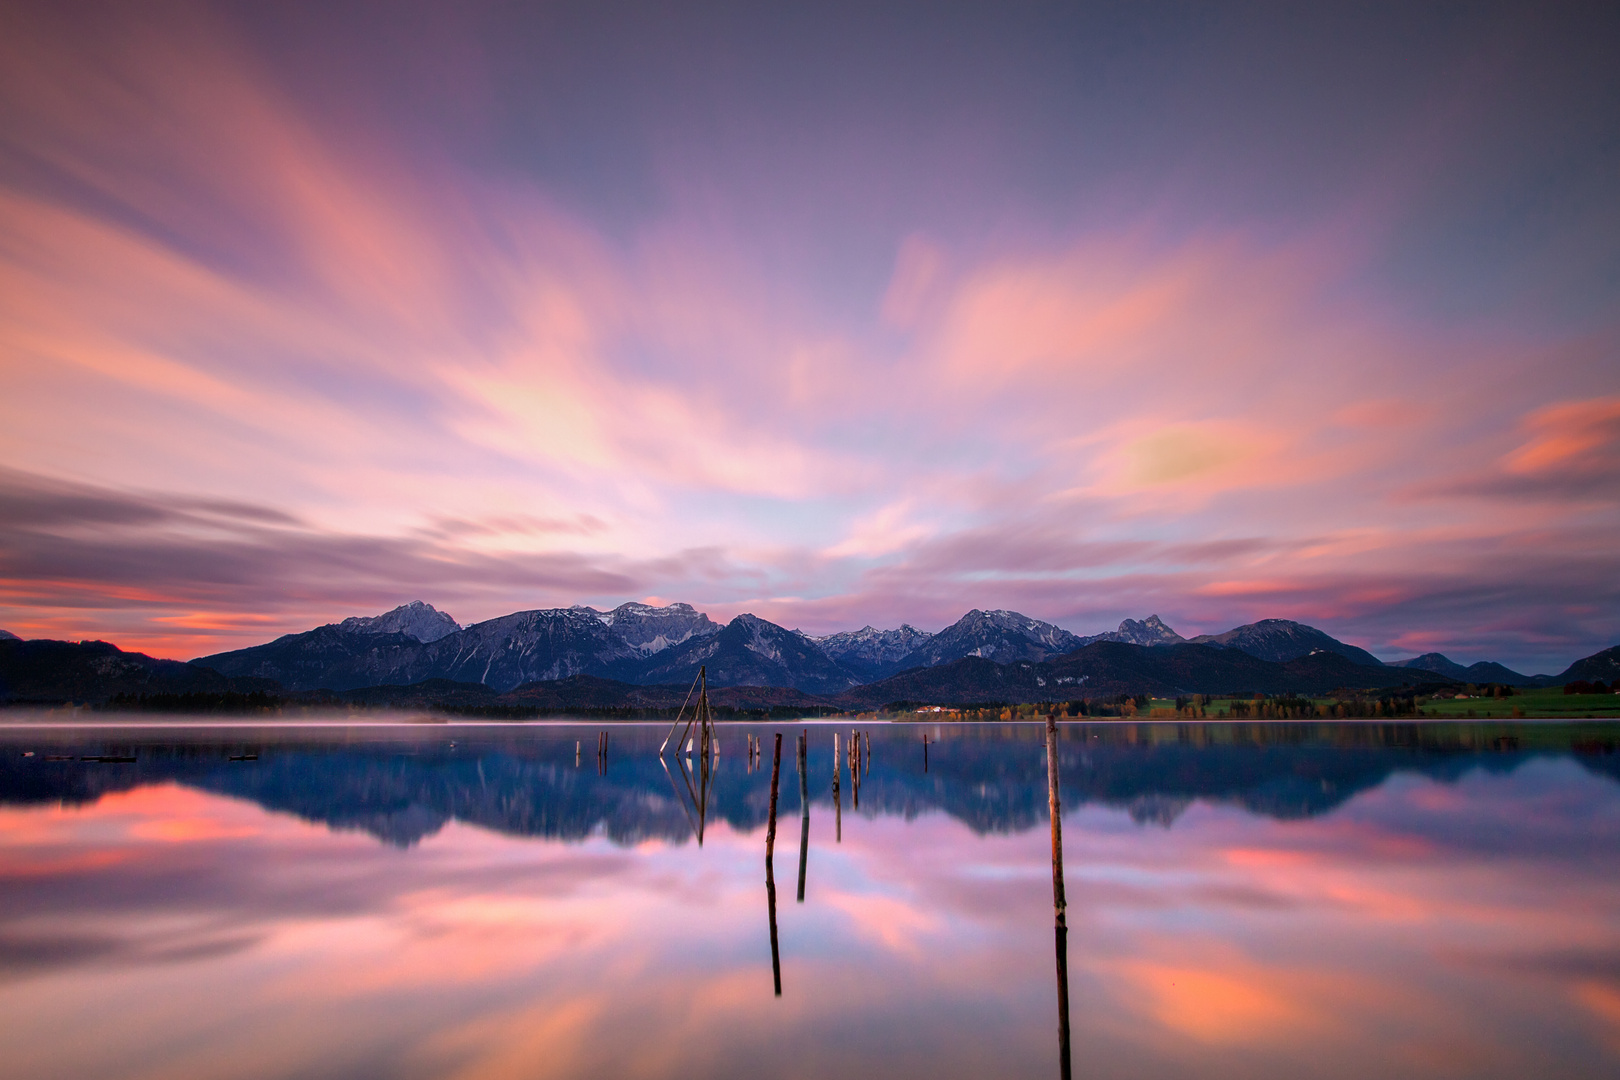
[0,3,1615,671]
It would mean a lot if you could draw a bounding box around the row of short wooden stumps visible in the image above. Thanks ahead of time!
[574,730,610,774]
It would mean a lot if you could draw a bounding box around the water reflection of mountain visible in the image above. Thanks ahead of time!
[0,722,1615,847]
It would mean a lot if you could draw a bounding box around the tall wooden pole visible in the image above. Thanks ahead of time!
[1047,712,1072,1080]
[696,669,710,845]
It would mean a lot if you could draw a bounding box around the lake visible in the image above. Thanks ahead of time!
[1,717,1617,1079]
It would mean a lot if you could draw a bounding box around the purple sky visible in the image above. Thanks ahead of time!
[0,1,1617,671]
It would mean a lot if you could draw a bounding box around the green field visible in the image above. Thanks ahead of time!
[1417,687,1620,719]
[1136,688,1620,720]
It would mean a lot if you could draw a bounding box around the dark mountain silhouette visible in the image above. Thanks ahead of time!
[1189,618,1383,666]
[194,625,427,690]
[1390,652,1532,685]
[199,604,664,692]
[898,609,1083,668]
[1389,653,1472,679]
[1558,645,1620,685]
[1465,661,1538,685]
[0,639,272,703]
[0,629,19,641]
[624,614,860,695]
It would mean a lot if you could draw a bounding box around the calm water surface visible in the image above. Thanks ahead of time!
[0,717,1617,1079]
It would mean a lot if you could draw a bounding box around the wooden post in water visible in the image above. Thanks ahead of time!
[797,730,809,903]
[923,733,929,772]
[1047,712,1072,1080]
[661,666,715,846]
[851,727,860,810]
[766,732,783,996]
[766,733,782,860]
[575,740,580,767]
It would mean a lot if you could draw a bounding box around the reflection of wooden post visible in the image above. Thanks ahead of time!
[766,733,783,997]
[832,732,842,843]
[1047,713,1072,1080]
[766,855,781,997]
[797,731,809,902]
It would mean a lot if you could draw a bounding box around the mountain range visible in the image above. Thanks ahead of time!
[3,602,1612,709]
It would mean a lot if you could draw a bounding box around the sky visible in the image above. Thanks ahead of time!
[0,0,1617,672]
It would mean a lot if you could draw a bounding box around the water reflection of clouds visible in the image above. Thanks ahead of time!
[0,757,1617,1078]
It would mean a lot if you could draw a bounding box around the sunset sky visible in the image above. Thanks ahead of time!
[1,1,1617,671]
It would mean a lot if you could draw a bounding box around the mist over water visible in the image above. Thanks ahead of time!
[1,718,1617,1079]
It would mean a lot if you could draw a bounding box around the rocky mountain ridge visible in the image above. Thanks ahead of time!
[898,609,1083,668]
[809,624,935,681]
[12,629,1620,709]
[575,601,719,656]
[18,598,1591,701]
[1081,614,1187,647]
[337,600,460,643]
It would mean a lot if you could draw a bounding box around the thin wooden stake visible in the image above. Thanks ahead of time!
[1047,712,1072,1080]
[766,733,782,861]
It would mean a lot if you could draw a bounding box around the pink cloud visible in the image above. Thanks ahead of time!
[1505,396,1620,478]
[0,5,1615,669]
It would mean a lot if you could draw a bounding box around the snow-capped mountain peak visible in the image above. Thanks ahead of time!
[338,601,461,643]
